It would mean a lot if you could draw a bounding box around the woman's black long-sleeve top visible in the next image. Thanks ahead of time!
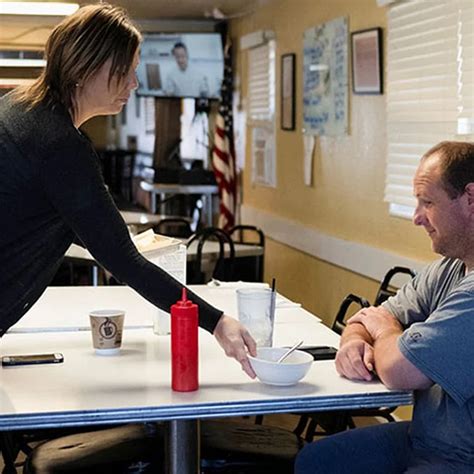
[0,96,223,336]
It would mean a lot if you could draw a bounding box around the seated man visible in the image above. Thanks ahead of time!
[295,141,474,474]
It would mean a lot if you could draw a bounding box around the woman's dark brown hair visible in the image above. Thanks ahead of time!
[11,3,141,117]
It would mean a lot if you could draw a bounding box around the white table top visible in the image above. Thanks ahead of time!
[8,285,319,333]
[0,328,411,431]
[65,241,263,263]
[140,182,218,194]
[120,211,190,227]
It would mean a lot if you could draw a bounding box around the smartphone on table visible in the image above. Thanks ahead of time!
[298,346,338,361]
[1,353,64,367]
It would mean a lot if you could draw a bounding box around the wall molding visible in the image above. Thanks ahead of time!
[241,204,429,282]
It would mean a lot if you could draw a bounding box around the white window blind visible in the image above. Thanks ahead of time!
[458,0,474,134]
[385,0,474,219]
[248,41,276,122]
[247,39,277,187]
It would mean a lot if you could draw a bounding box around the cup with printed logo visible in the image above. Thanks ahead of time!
[89,309,125,355]
[236,288,274,347]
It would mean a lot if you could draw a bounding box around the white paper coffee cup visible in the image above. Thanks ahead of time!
[89,309,125,355]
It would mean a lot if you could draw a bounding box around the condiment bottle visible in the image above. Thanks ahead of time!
[171,288,199,391]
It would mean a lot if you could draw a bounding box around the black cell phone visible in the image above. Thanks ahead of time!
[299,346,338,361]
[1,353,64,367]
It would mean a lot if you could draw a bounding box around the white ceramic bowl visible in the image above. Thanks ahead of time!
[248,347,313,386]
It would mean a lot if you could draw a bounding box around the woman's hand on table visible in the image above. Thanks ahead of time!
[213,315,257,378]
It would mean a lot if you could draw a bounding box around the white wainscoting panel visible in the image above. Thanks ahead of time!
[241,204,430,283]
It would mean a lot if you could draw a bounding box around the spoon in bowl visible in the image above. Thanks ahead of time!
[277,340,304,364]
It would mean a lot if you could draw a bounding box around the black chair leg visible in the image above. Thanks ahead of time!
[0,432,20,474]
[293,415,310,438]
[254,415,264,425]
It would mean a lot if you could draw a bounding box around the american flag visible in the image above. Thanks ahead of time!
[212,41,236,231]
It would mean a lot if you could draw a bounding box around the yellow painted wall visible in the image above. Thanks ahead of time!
[230,0,437,329]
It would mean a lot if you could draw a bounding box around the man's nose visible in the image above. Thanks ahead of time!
[413,205,424,226]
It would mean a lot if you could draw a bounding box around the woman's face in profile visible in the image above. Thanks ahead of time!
[77,49,140,118]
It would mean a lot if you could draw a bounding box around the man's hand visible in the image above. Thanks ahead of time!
[213,314,257,378]
[336,308,375,381]
[347,306,402,340]
[336,339,375,381]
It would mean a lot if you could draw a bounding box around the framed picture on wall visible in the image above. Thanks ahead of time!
[281,53,296,130]
[351,27,383,94]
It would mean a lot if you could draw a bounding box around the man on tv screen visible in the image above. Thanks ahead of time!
[165,42,210,98]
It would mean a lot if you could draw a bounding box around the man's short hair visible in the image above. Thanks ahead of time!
[172,42,188,54]
[422,141,474,198]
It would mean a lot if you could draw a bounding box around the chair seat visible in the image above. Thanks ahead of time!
[201,421,304,472]
[24,423,162,474]
[24,421,303,474]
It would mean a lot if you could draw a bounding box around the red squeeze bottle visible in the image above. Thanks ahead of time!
[171,288,199,392]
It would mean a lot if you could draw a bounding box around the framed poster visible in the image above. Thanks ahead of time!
[281,53,296,131]
[351,27,383,94]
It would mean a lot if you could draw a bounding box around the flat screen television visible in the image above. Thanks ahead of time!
[136,33,224,99]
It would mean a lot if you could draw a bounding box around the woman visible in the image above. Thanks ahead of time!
[0,3,256,377]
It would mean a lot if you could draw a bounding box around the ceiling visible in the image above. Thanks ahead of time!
[0,0,270,48]
[99,0,264,19]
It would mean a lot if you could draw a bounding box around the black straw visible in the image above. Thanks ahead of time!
[270,277,277,340]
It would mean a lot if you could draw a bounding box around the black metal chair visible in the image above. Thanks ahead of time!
[293,266,417,441]
[229,225,265,282]
[186,227,235,284]
[288,294,370,441]
[374,266,417,305]
[332,266,417,426]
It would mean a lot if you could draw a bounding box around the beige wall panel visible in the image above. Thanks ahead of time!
[265,238,380,327]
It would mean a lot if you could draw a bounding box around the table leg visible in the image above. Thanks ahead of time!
[204,194,213,227]
[159,192,166,215]
[92,266,99,286]
[150,191,157,214]
[165,419,200,474]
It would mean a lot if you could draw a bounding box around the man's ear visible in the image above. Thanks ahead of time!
[465,183,474,208]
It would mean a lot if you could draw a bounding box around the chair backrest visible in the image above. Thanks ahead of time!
[187,227,235,284]
[332,293,370,336]
[154,218,193,238]
[229,225,265,282]
[374,266,417,306]
[229,225,265,247]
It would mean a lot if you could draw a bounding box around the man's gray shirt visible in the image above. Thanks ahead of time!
[383,257,474,465]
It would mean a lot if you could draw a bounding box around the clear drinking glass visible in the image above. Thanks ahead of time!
[236,288,274,347]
